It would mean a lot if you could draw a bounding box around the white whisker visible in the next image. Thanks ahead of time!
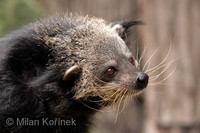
[145,43,172,73]
[143,47,160,71]
[150,65,176,85]
[149,63,171,81]
[138,45,148,65]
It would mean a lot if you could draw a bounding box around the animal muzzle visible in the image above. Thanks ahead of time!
[135,72,149,90]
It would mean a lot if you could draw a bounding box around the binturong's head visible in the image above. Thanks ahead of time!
[32,15,149,109]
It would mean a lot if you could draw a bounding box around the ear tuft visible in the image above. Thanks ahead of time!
[111,24,124,37]
[111,20,144,39]
[63,65,81,80]
[120,20,144,31]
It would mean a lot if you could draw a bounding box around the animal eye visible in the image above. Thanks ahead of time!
[105,67,116,77]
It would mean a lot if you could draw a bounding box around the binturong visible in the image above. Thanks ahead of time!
[0,13,149,133]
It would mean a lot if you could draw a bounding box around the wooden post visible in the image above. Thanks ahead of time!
[140,0,200,132]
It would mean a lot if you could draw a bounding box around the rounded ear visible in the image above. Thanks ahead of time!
[111,20,144,39]
[28,66,81,87]
[63,65,81,80]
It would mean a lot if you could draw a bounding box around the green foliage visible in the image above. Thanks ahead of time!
[0,0,45,35]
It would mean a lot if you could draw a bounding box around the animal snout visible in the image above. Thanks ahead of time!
[135,72,149,90]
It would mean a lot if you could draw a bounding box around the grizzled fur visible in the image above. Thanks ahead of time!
[0,13,148,133]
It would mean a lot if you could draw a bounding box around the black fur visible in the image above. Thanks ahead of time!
[111,20,144,40]
[0,23,99,133]
[0,14,141,133]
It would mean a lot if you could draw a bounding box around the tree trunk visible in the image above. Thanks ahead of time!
[140,0,200,132]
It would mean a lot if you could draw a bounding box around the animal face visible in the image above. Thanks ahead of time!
[66,21,149,106]
[93,35,149,91]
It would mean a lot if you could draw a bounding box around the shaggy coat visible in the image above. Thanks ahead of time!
[0,14,148,133]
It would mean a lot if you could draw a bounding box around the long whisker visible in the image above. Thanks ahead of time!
[79,100,107,113]
[99,89,121,102]
[112,89,125,106]
[145,59,151,72]
[114,89,127,124]
[118,90,129,114]
[150,65,176,85]
[138,44,148,65]
[130,34,142,61]
[135,40,141,61]
[145,43,172,73]
[143,47,160,71]
[120,91,131,113]
[149,63,171,81]
[147,58,179,75]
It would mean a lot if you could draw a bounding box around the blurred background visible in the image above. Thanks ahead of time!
[0,0,200,133]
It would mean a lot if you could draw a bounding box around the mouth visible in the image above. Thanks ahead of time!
[79,84,147,110]
[78,72,149,109]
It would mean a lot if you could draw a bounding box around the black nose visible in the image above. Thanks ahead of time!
[136,72,149,89]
